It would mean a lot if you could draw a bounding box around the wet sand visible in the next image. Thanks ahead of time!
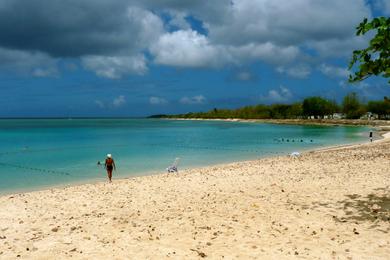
[0,136,389,259]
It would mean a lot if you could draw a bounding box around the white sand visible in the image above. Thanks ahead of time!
[0,135,389,259]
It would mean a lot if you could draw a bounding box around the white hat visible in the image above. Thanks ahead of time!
[107,154,112,158]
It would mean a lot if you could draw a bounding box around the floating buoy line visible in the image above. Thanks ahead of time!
[0,138,317,176]
[0,138,316,156]
[0,162,70,176]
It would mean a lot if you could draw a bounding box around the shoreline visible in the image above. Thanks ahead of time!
[1,125,387,197]
[166,117,390,127]
[310,128,390,153]
[0,139,380,198]
[0,130,389,258]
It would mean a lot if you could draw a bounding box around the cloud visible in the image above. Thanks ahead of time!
[260,86,293,103]
[151,30,227,68]
[167,11,191,30]
[228,69,259,82]
[180,95,206,105]
[206,0,370,46]
[0,0,374,76]
[226,42,299,65]
[151,30,299,68]
[0,47,58,76]
[318,63,349,79]
[0,2,163,77]
[236,71,255,81]
[113,95,126,107]
[306,36,369,57]
[95,100,105,109]
[149,96,168,105]
[32,67,59,78]
[276,64,311,79]
[0,3,164,57]
[95,95,126,108]
[82,55,147,78]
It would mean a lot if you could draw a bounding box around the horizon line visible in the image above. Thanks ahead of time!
[0,116,151,120]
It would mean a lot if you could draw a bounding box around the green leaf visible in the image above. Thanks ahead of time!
[348,16,390,85]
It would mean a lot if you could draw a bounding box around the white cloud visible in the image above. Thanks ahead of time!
[95,100,105,109]
[151,30,299,68]
[126,7,165,50]
[229,69,258,82]
[82,55,147,79]
[236,71,252,81]
[207,0,370,46]
[260,86,292,103]
[167,11,191,30]
[276,64,311,79]
[306,36,369,58]
[149,96,168,105]
[95,96,126,108]
[319,63,349,79]
[133,0,371,69]
[151,30,227,68]
[32,67,59,78]
[226,42,299,65]
[180,95,206,105]
[113,95,126,107]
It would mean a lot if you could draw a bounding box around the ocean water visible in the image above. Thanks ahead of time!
[0,119,370,194]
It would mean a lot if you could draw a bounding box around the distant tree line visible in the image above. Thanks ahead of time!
[160,93,390,120]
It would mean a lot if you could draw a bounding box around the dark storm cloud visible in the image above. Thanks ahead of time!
[0,0,158,57]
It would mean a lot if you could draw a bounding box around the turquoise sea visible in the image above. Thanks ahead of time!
[0,119,370,194]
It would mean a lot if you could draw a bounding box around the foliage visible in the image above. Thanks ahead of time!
[367,97,390,119]
[342,92,366,119]
[302,97,339,118]
[164,103,303,120]
[349,17,390,83]
[158,93,390,120]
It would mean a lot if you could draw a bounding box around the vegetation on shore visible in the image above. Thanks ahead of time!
[154,93,390,120]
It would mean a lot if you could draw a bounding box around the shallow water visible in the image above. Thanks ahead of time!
[0,118,370,194]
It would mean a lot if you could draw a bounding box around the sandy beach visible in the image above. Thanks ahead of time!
[168,118,390,127]
[0,136,389,259]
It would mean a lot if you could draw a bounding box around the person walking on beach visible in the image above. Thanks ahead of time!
[105,154,116,183]
[369,131,373,142]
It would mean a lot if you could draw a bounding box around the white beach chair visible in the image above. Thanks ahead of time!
[167,157,180,173]
[290,151,300,157]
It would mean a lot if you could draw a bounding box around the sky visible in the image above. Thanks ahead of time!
[0,0,389,117]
